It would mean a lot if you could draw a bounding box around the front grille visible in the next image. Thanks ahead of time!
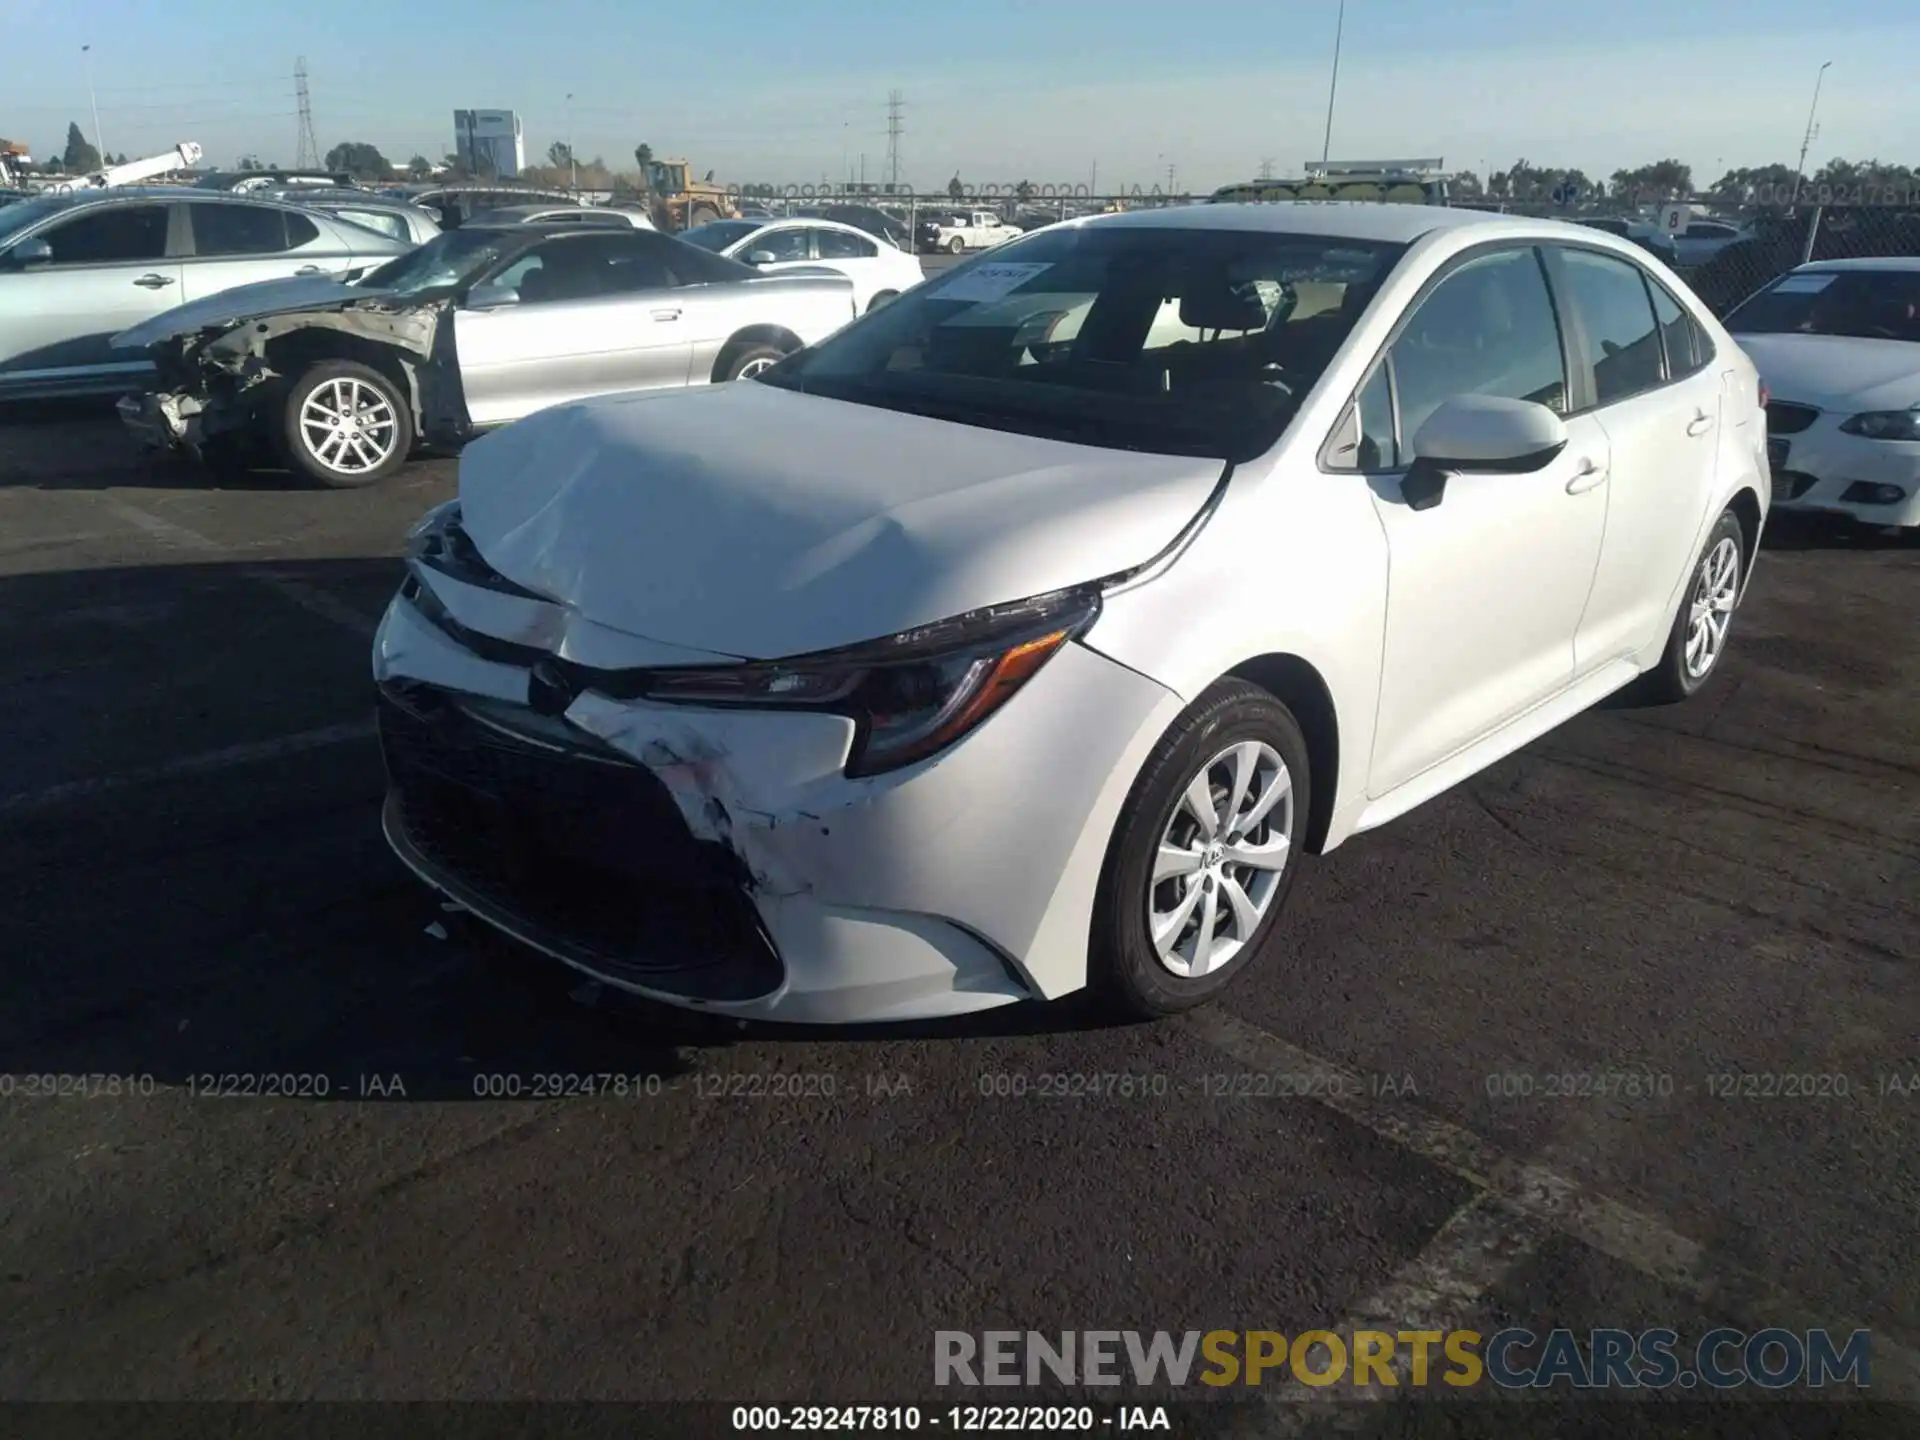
[378,686,781,1001]
[1765,401,1820,435]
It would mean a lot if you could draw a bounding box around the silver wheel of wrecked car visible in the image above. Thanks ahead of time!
[280,360,415,488]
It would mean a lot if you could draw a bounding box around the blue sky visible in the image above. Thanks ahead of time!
[6,0,1916,187]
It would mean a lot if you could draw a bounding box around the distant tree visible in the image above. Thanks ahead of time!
[1809,157,1915,195]
[1707,163,1799,205]
[547,140,573,170]
[39,156,62,175]
[1449,169,1485,199]
[1488,159,1595,205]
[237,154,265,171]
[1608,159,1692,204]
[406,154,432,178]
[947,174,964,201]
[324,141,391,179]
[62,121,101,175]
[1014,178,1033,203]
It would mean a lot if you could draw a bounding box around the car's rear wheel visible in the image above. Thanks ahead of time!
[1629,507,1746,704]
[947,235,965,253]
[1092,679,1310,1019]
[717,342,787,382]
[279,360,411,488]
[867,290,899,312]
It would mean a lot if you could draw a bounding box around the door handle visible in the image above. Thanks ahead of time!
[1686,412,1715,437]
[132,273,175,289]
[651,308,682,321]
[1565,457,1609,495]
[293,265,325,276]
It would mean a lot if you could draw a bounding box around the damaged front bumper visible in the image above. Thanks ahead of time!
[116,389,203,450]
[370,573,1186,1024]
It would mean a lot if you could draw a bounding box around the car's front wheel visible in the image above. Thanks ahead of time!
[1092,679,1310,1019]
[1631,507,1746,704]
[279,360,411,488]
[718,342,788,382]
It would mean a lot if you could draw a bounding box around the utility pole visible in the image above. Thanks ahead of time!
[294,57,319,169]
[1790,60,1831,204]
[1258,156,1276,179]
[82,44,106,162]
[1321,0,1345,165]
[566,92,577,192]
[885,90,904,191]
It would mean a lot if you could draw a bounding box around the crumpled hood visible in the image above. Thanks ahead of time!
[112,275,385,349]
[457,380,1226,660]
[1734,333,1920,413]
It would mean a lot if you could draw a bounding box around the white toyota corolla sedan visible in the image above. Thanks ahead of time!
[373,203,1769,1024]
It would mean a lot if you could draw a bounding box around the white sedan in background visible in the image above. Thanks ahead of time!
[373,204,1767,1025]
[681,216,923,313]
[1728,258,1920,529]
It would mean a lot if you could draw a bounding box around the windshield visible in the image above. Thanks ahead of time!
[646,162,687,193]
[0,195,75,245]
[1726,269,1920,342]
[360,228,521,295]
[760,223,1406,460]
[682,220,763,252]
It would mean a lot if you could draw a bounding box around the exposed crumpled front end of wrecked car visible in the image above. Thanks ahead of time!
[114,298,453,461]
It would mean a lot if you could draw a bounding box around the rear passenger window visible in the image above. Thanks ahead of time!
[1558,249,1664,405]
[1647,281,1707,379]
[190,204,288,256]
[1389,247,1569,442]
[285,212,320,248]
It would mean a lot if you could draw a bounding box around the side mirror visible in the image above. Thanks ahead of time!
[745,250,777,266]
[464,283,519,310]
[8,237,54,268]
[1402,395,1568,512]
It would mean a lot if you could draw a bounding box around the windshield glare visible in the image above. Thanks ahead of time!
[1727,270,1920,342]
[761,224,1406,460]
[360,228,518,295]
[681,220,762,253]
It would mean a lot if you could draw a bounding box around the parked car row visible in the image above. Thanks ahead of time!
[680,215,924,313]
[112,219,860,485]
[367,202,1776,1025]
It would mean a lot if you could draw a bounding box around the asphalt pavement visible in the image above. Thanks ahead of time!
[1,402,1916,1433]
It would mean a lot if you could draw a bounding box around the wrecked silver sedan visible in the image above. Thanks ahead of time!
[111,220,860,487]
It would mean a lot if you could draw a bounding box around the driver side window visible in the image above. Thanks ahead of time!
[1388,247,1568,442]
[750,228,812,263]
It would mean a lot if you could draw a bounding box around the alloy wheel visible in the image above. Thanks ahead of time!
[1147,740,1294,978]
[299,376,399,476]
[1684,535,1740,680]
[736,356,778,380]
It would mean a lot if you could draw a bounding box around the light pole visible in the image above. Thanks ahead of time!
[566,92,577,192]
[1321,0,1345,166]
[82,44,106,163]
[1790,60,1831,204]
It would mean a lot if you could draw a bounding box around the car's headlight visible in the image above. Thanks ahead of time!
[636,586,1102,778]
[1838,408,1920,441]
[403,500,545,598]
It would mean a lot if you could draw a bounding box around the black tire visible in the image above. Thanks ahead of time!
[947,235,966,254]
[867,290,899,313]
[1626,507,1746,705]
[1091,679,1312,1019]
[278,360,412,488]
[716,342,787,383]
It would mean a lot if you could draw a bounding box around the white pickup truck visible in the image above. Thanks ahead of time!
[919,209,1024,255]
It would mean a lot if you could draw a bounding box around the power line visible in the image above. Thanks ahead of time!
[295,57,319,168]
[884,89,903,190]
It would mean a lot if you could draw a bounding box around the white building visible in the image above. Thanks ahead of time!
[453,110,524,178]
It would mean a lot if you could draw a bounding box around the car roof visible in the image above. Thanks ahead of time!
[18,186,323,208]
[1796,256,1920,273]
[1081,201,1552,244]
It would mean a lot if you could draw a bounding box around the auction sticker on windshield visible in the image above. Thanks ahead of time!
[928,263,1055,303]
